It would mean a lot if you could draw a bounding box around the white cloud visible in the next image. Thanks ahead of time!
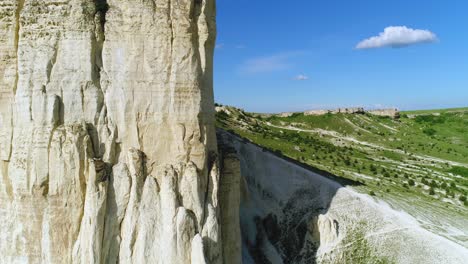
[293,74,309,81]
[235,44,246,49]
[240,51,302,74]
[356,26,437,49]
[215,43,224,49]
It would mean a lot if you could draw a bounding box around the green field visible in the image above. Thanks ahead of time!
[216,105,468,242]
[402,107,468,115]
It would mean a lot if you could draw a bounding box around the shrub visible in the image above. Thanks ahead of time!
[408,179,415,186]
[370,191,376,196]
[429,188,435,195]
[423,128,436,136]
[344,159,351,166]
[415,115,446,124]
[449,166,468,178]
[216,110,230,120]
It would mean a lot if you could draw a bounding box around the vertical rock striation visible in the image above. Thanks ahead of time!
[0,1,239,263]
[219,145,242,264]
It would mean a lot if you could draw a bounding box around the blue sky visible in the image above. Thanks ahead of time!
[214,0,468,113]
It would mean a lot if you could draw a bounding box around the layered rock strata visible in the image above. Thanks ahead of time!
[0,1,239,263]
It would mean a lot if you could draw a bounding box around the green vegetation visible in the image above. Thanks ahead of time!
[449,166,468,178]
[323,222,394,264]
[402,107,468,115]
[216,105,468,231]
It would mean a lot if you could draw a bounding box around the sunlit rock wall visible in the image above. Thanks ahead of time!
[0,1,240,263]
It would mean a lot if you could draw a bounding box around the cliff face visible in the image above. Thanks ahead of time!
[0,1,239,263]
[217,131,468,264]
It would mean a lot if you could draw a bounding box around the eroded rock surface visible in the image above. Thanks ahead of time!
[0,1,239,263]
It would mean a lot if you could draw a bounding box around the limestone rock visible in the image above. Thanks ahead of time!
[367,108,400,119]
[219,145,242,264]
[102,163,131,263]
[131,176,160,263]
[304,107,365,116]
[191,234,208,264]
[0,0,19,162]
[72,159,109,264]
[312,215,339,247]
[0,0,240,263]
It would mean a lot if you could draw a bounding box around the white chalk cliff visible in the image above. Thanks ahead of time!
[0,0,241,263]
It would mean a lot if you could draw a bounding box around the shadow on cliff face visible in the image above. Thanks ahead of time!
[217,130,363,264]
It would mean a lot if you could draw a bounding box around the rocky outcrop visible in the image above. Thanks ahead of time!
[277,112,295,118]
[256,107,399,119]
[304,107,399,118]
[367,108,400,119]
[0,1,240,263]
[305,107,365,116]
